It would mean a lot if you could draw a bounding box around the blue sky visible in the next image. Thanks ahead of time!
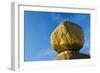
[24,11,90,61]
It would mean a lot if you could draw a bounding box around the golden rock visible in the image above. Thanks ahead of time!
[50,19,84,53]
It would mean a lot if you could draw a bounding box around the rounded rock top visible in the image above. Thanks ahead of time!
[50,19,84,53]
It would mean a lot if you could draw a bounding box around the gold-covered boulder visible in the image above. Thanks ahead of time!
[50,19,84,53]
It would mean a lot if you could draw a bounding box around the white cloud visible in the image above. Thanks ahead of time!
[30,47,57,61]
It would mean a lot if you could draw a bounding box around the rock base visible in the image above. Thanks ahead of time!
[57,51,90,60]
